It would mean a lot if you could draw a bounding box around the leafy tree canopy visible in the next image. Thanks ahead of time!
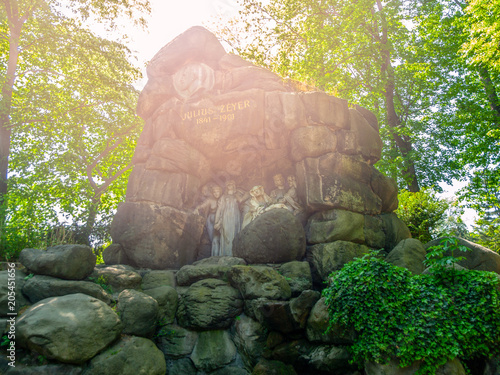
[0,0,150,256]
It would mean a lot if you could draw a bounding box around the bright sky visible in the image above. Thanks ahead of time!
[126,0,240,87]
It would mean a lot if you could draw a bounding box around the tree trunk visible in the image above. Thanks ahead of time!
[385,82,420,192]
[376,0,420,192]
[75,198,99,246]
[0,1,29,222]
[478,66,500,122]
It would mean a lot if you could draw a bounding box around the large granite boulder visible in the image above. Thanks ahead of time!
[111,202,204,269]
[308,241,371,281]
[23,275,112,304]
[386,238,427,275]
[233,315,268,369]
[19,245,96,280]
[17,293,122,364]
[177,278,243,329]
[89,265,142,293]
[143,285,178,325]
[229,266,292,300]
[0,270,29,316]
[141,270,177,290]
[116,289,159,337]
[190,330,236,372]
[233,209,306,264]
[157,324,199,359]
[83,336,166,375]
[425,237,500,274]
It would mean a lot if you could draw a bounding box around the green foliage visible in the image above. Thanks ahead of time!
[323,252,500,374]
[424,237,469,271]
[0,335,9,347]
[89,275,113,294]
[214,0,500,196]
[460,0,500,74]
[395,188,451,243]
[460,168,500,252]
[0,224,77,261]
[0,0,150,255]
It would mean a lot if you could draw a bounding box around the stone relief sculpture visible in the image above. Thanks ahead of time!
[194,185,222,256]
[269,174,287,204]
[214,180,246,256]
[109,26,399,270]
[242,185,273,229]
[172,62,215,99]
[284,175,303,215]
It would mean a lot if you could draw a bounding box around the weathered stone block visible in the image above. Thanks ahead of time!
[386,238,427,275]
[0,270,29,316]
[308,241,371,281]
[233,315,268,369]
[146,138,212,183]
[17,294,122,364]
[143,286,178,325]
[125,166,201,209]
[364,214,386,249]
[84,336,166,375]
[425,237,500,274]
[290,126,337,161]
[190,330,236,372]
[147,26,226,78]
[306,209,365,244]
[380,213,412,252]
[89,265,142,293]
[177,279,243,330]
[278,261,313,295]
[117,289,159,338]
[19,245,96,280]
[102,243,130,266]
[110,202,204,269]
[306,298,355,344]
[296,153,382,214]
[23,275,112,305]
[141,270,177,290]
[157,325,198,359]
[229,266,292,300]
[300,92,349,129]
[337,108,382,163]
[371,167,399,213]
[233,209,306,264]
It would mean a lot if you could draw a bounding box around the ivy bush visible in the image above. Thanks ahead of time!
[323,250,500,374]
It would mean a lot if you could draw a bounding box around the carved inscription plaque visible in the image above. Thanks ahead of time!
[173,89,266,160]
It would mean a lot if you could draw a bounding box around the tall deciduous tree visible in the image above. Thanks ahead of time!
[216,0,443,191]
[214,0,499,195]
[0,0,150,249]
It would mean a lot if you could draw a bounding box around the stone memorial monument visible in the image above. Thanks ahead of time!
[108,26,399,269]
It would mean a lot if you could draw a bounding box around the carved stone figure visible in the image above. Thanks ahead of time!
[242,185,288,229]
[242,185,272,229]
[284,175,303,215]
[194,185,222,256]
[269,174,287,204]
[214,180,243,256]
[172,62,215,99]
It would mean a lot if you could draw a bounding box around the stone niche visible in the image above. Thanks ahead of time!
[109,26,399,270]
